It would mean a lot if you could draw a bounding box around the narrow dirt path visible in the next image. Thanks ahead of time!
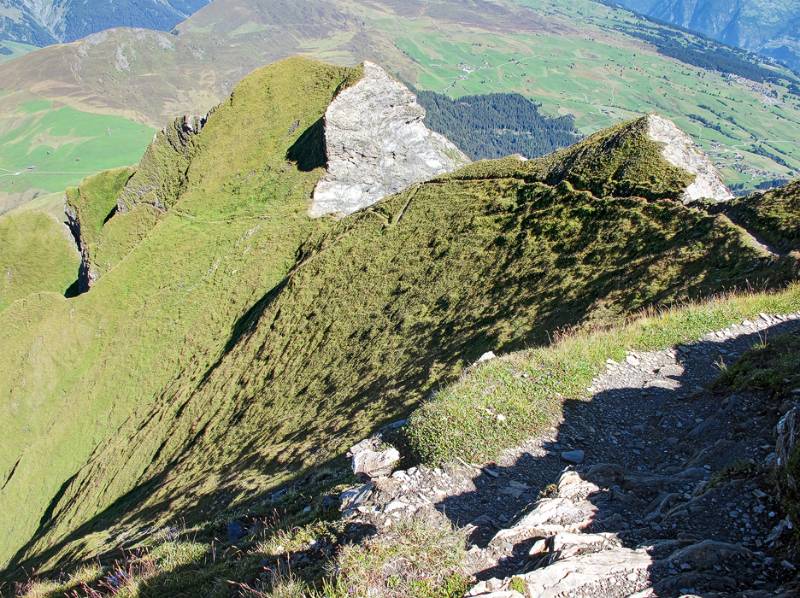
[344,313,800,597]
[721,211,783,258]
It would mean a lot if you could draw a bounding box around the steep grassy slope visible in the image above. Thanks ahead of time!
[2,0,800,209]
[0,57,362,573]
[717,180,800,253]
[65,115,205,291]
[65,167,134,289]
[7,114,798,579]
[0,203,78,312]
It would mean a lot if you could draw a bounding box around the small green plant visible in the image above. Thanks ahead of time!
[328,517,470,598]
[714,330,800,397]
[509,576,527,595]
[709,459,759,488]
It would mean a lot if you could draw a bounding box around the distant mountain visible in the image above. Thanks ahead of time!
[0,0,210,45]
[611,0,800,73]
[2,0,800,211]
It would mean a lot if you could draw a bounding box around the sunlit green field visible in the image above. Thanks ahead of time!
[0,98,153,205]
[392,0,800,188]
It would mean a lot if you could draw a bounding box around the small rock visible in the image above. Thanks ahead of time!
[529,537,549,556]
[561,449,585,464]
[339,483,374,514]
[667,540,751,570]
[349,438,400,479]
[477,351,497,364]
[384,499,407,513]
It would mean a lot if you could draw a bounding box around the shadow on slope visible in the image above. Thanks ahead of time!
[8,169,793,580]
[436,319,800,594]
[286,117,327,172]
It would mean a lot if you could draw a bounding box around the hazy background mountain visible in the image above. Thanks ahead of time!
[612,0,800,73]
[0,0,210,46]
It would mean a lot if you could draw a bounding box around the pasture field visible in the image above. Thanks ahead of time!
[0,98,153,210]
[393,19,800,188]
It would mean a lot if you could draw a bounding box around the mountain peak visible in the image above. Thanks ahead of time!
[309,61,469,218]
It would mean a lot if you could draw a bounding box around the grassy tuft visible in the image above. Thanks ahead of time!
[326,517,470,598]
[714,330,800,397]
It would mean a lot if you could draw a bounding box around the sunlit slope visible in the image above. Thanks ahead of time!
[0,57,361,570]
[11,118,798,575]
[0,198,78,312]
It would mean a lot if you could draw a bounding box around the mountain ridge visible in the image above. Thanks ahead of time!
[1,0,800,214]
[612,0,800,73]
[0,0,210,46]
[2,56,799,587]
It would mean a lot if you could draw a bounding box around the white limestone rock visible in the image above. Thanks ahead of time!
[508,547,652,597]
[348,437,400,479]
[310,62,470,218]
[645,114,733,203]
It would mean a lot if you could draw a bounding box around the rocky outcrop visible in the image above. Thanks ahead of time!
[309,62,469,218]
[645,113,733,203]
[64,199,96,292]
[348,437,401,480]
[116,113,206,213]
[339,313,800,597]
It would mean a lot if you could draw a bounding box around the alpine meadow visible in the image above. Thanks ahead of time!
[1,1,800,597]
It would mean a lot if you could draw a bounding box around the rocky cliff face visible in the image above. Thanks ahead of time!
[310,62,469,218]
[116,114,205,214]
[645,113,733,203]
[615,0,800,73]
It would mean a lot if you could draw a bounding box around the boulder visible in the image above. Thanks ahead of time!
[348,437,400,479]
[510,547,652,597]
[645,114,733,203]
[310,61,469,218]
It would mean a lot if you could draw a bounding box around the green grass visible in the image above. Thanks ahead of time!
[11,113,796,579]
[11,516,469,598]
[718,180,800,253]
[406,284,800,464]
[0,100,153,198]
[326,517,470,598]
[452,116,695,201]
[0,208,78,312]
[2,56,799,584]
[13,288,800,598]
[0,57,362,573]
[715,329,800,400]
[65,167,136,285]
